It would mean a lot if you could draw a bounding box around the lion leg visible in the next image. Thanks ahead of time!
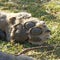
[10,25,16,44]
[5,27,11,42]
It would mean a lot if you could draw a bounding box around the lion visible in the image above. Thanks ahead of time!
[0,11,50,45]
[11,16,51,45]
[0,11,31,42]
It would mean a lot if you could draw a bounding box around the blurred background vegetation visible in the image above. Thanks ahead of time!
[0,0,60,60]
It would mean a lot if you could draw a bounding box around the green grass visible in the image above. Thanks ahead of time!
[0,0,60,60]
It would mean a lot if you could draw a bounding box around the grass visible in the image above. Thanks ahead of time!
[0,0,60,60]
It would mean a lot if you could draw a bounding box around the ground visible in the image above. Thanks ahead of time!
[0,0,60,60]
